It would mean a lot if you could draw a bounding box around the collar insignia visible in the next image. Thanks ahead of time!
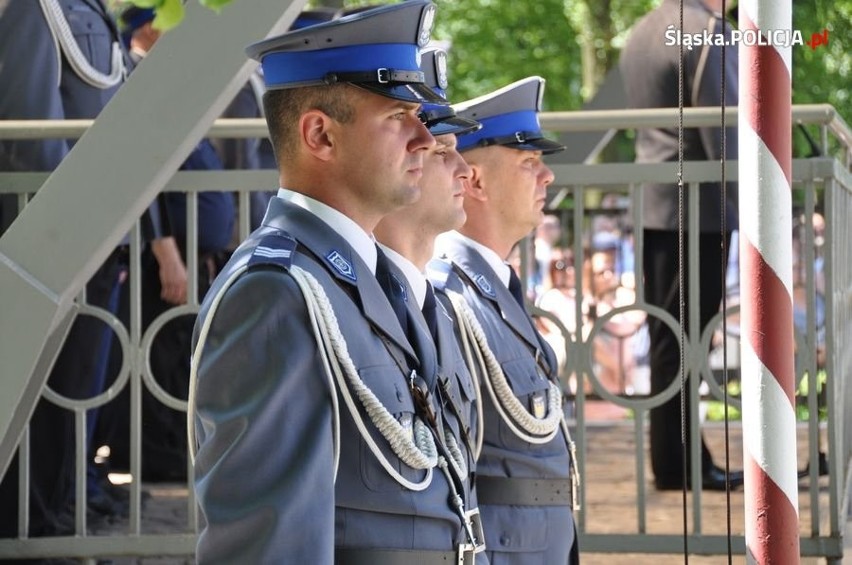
[473,273,496,297]
[326,250,356,282]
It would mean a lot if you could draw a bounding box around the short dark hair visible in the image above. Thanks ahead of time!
[262,84,357,164]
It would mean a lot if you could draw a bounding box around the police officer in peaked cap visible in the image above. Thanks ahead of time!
[189,2,490,563]
[431,77,581,564]
[374,45,490,562]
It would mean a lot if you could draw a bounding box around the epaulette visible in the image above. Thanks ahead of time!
[426,256,452,292]
[247,232,297,270]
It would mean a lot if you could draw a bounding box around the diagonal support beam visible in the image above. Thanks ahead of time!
[0,0,305,476]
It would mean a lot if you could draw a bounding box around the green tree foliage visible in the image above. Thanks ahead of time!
[792,2,850,121]
[564,0,658,100]
[432,1,581,112]
[142,0,848,138]
[791,2,850,157]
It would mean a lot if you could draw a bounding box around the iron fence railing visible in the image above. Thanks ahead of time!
[0,106,849,562]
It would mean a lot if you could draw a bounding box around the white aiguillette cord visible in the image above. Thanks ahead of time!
[188,264,439,491]
[39,0,125,89]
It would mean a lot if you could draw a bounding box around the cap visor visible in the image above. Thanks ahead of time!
[428,115,482,136]
[355,82,448,105]
[513,137,565,155]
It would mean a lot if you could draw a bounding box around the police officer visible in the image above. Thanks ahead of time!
[373,47,487,560]
[190,3,482,562]
[431,78,581,563]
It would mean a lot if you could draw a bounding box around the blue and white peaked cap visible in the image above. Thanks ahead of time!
[418,47,481,136]
[454,76,565,154]
[245,1,446,105]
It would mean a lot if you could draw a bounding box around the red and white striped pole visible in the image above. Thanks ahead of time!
[738,0,800,562]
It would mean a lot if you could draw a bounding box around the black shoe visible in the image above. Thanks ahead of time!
[702,466,743,491]
[798,451,829,479]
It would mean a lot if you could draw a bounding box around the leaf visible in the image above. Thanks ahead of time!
[125,0,165,8]
[152,0,185,31]
[199,0,233,13]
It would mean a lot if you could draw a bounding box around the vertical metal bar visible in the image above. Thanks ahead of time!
[631,182,645,303]
[803,180,820,536]
[18,426,29,538]
[687,180,702,533]
[573,184,587,532]
[635,411,647,534]
[823,177,839,540]
[186,190,199,307]
[129,222,142,536]
[238,190,251,243]
[75,408,87,535]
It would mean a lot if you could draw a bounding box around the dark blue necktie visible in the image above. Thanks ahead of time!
[508,268,526,308]
[422,281,440,343]
[375,247,408,331]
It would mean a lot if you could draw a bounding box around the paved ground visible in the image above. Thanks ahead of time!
[90,416,846,564]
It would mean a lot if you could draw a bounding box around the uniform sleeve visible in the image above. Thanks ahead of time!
[193,268,335,564]
[0,1,69,171]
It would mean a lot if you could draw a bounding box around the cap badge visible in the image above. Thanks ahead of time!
[418,4,436,47]
[435,50,448,90]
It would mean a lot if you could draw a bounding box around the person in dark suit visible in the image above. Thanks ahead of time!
[619,0,743,491]
[189,3,487,562]
[374,47,487,557]
[0,0,169,538]
[431,77,580,564]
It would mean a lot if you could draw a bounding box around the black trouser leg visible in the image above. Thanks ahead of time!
[644,230,729,484]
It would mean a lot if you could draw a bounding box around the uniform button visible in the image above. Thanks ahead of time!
[396,389,404,402]
[500,534,511,546]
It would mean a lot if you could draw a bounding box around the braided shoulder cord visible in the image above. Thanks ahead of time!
[290,266,438,489]
[446,292,562,443]
[39,0,126,89]
[189,264,438,491]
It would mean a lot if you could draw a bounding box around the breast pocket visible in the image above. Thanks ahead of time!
[495,356,561,454]
[64,5,114,73]
[356,365,429,492]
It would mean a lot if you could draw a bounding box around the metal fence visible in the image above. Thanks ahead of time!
[0,105,849,562]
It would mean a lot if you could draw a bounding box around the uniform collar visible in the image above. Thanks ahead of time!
[378,243,428,309]
[278,188,378,274]
[436,231,511,288]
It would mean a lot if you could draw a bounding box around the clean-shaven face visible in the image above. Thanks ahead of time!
[335,90,436,215]
[414,133,472,233]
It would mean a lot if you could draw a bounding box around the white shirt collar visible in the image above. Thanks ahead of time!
[377,243,428,309]
[436,230,512,288]
[277,188,378,274]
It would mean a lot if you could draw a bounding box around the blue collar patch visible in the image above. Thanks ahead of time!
[472,273,496,298]
[326,250,356,282]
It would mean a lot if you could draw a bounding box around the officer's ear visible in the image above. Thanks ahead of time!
[464,162,488,202]
[300,109,335,161]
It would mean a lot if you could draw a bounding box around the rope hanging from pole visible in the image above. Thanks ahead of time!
[676,2,690,561]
